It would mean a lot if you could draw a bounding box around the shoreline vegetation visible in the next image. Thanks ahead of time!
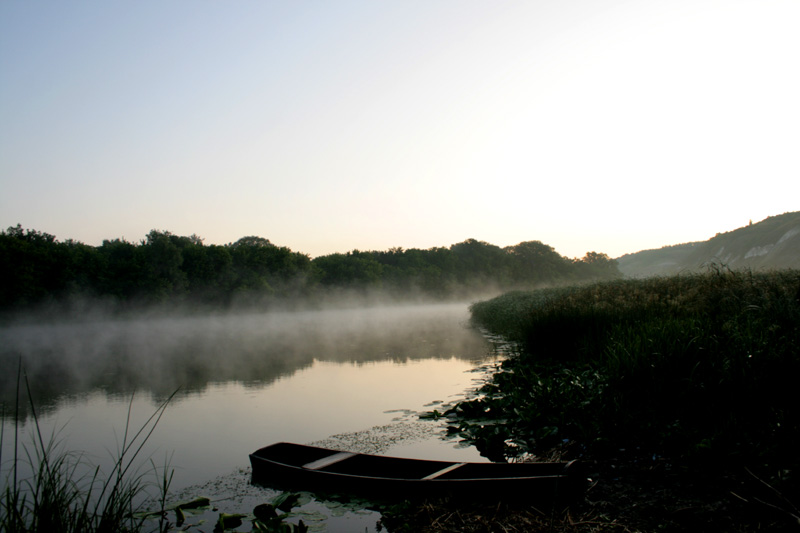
[4,223,800,530]
[390,268,800,531]
[1,225,620,318]
[1,375,177,533]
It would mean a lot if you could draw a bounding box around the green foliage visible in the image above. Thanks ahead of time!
[312,251,384,287]
[143,230,188,298]
[181,493,310,532]
[504,240,572,284]
[0,226,318,310]
[181,243,233,293]
[0,226,622,311]
[449,238,512,283]
[97,239,148,299]
[1,377,177,533]
[452,270,800,490]
[0,225,74,305]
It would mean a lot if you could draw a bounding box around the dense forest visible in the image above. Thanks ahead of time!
[0,225,620,311]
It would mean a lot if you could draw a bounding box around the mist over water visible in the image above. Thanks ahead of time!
[1,301,499,499]
[1,301,491,413]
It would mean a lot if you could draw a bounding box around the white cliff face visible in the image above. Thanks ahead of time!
[713,246,734,265]
[745,245,773,259]
[721,222,800,269]
[777,227,800,245]
[745,227,799,259]
[617,212,800,277]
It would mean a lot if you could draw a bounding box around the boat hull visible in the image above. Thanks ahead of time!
[249,442,581,502]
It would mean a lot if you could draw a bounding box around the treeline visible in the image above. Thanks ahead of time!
[0,225,620,310]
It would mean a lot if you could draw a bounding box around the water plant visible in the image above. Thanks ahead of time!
[1,366,177,533]
[139,492,313,532]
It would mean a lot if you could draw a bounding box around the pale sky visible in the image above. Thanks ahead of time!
[1,1,798,259]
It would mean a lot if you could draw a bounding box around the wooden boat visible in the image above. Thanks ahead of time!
[249,442,582,501]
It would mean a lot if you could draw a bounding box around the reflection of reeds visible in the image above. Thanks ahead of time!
[1,366,176,532]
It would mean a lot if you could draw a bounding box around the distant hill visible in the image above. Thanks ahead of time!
[617,211,800,278]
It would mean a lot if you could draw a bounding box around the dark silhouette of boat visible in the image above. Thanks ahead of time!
[249,442,582,501]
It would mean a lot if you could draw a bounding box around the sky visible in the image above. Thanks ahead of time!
[1,1,798,259]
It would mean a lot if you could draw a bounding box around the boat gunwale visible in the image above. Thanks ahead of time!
[249,442,575,483]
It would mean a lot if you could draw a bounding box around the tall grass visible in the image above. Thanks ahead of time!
[457,269,800,488]
[1,369,176,533]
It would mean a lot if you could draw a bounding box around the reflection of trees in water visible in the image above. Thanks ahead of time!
[0,304,490,418]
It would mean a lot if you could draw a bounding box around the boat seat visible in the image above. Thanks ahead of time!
[422,462,466,480]
[302,451,356,470]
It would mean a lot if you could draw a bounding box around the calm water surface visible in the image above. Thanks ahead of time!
[1,302,500,529]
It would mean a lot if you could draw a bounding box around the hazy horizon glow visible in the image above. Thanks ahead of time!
[2,1,798,259]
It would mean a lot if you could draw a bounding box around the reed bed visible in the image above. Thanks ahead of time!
[460,269,800,494]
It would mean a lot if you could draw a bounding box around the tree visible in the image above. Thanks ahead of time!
[142,230,188,298]
[312,252,383,287]
[575,251,622,280]
[0,225,75,306]
[62,239,103,295]
[505,240,571,284]
[97,239,148,299]
[181,242,233,294]
[230,236,273,249]
[450,239,513,283]
[223,235,315,296]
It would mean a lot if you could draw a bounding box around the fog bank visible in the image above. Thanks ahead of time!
[0,300,492,417]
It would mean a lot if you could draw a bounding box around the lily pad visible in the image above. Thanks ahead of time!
[216,512,247,531]
[273,492,302,512]
[253,503,278,521]
[177,496,212,509]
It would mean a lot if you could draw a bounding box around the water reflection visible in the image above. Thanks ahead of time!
[0,302,489,418]
[1,302,498,496]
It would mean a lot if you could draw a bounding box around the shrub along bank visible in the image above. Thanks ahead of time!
[426,269,800,531]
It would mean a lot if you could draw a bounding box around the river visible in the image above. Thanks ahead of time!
[0,301,501,531]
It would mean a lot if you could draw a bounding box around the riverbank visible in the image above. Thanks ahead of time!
[389,269,800,531]
[379,453,797,532]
